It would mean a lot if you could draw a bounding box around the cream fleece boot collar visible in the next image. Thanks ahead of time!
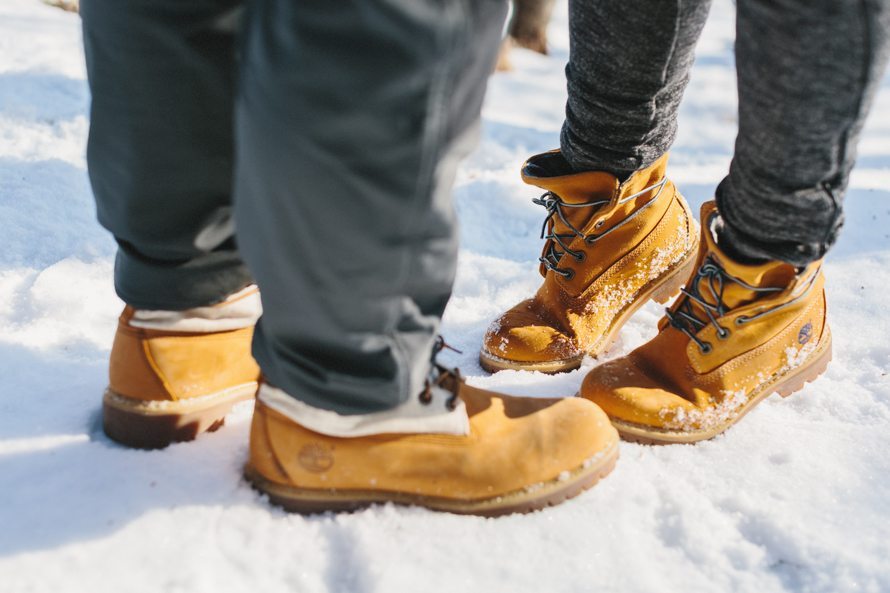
[258,382,470,438]
[129,285,262,332]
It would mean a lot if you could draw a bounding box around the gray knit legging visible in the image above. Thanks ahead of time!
[561,0,890,265]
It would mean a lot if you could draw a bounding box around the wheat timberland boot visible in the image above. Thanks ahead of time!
[480,151,700,374]
[245,346,619,516]
[580,202,833,444]
[102,286,262,449]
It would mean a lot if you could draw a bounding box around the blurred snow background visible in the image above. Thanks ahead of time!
[1,1,888,591]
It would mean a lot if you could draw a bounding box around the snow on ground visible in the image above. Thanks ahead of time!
[1,1,889,591]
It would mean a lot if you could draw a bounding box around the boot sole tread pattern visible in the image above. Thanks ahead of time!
[244,443,619,517]
[613,329,833,444]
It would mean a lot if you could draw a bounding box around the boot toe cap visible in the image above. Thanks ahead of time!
[481,300,578,365]
[580,357,698,428]
[477,391,619,486]
[553,396,620,461]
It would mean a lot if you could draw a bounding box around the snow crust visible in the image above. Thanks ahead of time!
[1,1,889,591]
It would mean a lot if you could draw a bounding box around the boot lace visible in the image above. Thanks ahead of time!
[533,178,668,280]
[418,336,462,410]
[666,257,786,354]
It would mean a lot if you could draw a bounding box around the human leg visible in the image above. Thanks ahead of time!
[236,0,620,515]
[82,0,253,309]
[717,0,890,266]
[581,0,890,441]
[82,0,260,447]
[561,0,713,177]
[481,0,711,373]
[235,0,507,414]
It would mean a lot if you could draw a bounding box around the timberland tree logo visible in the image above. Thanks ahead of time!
[298,443,334,473]
[798,322,813,345]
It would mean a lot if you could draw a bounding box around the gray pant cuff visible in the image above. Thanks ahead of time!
[559,121,662,179]
[250,325,422,416]
[114,246,254,310]
[715,178,842,267]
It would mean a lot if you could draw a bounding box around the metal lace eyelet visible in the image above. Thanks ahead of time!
[717,327,730,340]
[734,316,748,326]
[419,382,433,405]
[594,220,605,229]
[563,269,575,280]
[700,342,713,354]
[574,251,586,262]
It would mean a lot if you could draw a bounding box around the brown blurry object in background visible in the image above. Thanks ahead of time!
[497,0,557,72]
[44,0,79,13]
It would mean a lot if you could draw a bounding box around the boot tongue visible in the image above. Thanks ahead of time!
[521,151,619,238]
[696,204,796,312]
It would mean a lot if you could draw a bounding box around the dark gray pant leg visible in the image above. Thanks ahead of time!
[235,0,507,414]
[560,0,712,177]
[81,0,253,310]
[716,0,890,265]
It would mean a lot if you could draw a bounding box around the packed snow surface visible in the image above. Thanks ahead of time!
[1,1,889,592]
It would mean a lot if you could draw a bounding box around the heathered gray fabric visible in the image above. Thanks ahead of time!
[561,0,713,179]
[561,0,890,266]
[82,0,506,413]
[717,0,890,265]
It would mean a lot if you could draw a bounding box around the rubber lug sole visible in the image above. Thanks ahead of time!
[102,382,257,449]
[613,329,833,444]
[244,442,618,517]
[478,351,585,374]
[479,242,700,375]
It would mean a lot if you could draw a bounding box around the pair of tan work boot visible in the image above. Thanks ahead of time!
[103,150,830,516]
[480,151,831,444]
[104,301,618,515]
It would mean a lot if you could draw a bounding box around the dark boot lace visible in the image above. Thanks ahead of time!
[533,178,668,280]
[665,256,822,354]
[418,336,462,410]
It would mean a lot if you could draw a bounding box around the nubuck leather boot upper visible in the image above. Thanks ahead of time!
[102,286,261,449]
[245,339,619,516]
[581,202,832,444]
[480,151,700,373]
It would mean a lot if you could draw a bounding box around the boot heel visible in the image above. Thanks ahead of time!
[102,385,255,449]
[652,248,699,305]
[776,330,833,398]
